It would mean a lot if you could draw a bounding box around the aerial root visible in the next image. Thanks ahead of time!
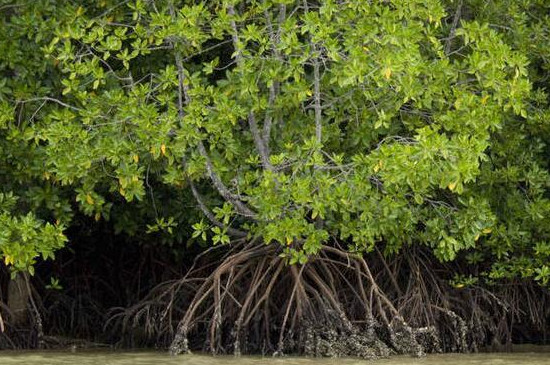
[162,242,437,358]
[112,241,549,356]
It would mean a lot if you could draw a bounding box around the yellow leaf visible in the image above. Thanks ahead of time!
[76,6,84,17]
[481,95,489,105]
[133,154,139,163]
[86,194,94,205]
[55,219,60,226]
[453,283,465,289]
[482,228,492,234]
[474,234,480,241]
[160,144,166,156]
[454,98,461,109]
[4,255,13,266]
[373,160,383,173]
[132,176,139,182]
[448,181,457,191]
[94,213,101,222]
[306,90,313,97]
[383,67,392,80]
[286,236,292,245]
[43,172,50,180]
[119,187,125,196]
[311,210,318,219]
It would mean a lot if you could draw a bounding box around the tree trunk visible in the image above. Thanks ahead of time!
[7,273,29,327]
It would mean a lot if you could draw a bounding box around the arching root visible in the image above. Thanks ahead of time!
[114,241,549,357]
[162,241,428,358]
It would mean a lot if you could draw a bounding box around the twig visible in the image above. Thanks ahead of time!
[18,97,83,112]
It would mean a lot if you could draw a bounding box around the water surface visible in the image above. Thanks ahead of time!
[0,351,548,365]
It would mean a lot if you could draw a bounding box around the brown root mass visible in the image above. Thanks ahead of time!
[1,239,549,353]
[110,240,548,358]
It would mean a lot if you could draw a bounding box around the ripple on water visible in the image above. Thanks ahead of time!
[0,351,549,365]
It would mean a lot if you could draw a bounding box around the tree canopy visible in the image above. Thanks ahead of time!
[1,0,549,286]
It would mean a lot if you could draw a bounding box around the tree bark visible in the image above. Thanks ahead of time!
[7,272,29,326]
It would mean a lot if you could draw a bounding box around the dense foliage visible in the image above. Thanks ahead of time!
[0,0,549,354]
[2,0,549,283]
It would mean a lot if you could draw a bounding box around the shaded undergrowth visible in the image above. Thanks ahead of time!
[107,240,550,358]
[1,236,549,356]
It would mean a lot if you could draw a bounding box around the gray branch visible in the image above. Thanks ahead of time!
[196,142,256,217]
[170,3,256,218]
[18,97,83,112]
[262,2,286,150]
[303,0,322,145]
[445,0,463,56]
[188,175,247,238]
[228,5,274,172]
[313,58,322,144]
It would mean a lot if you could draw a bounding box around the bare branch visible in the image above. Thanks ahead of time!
[445,0,463,56]
[262,82,276,150]
[169,3,256,219]
[187,175,247,238]
[18,97,83,112]
[174,52,189,117]
[196,142,256,217]
[262,2,286,150]
[248,112,273,171]
[313,58,322,144]
[303,0,323,145]
[228,5,274,172]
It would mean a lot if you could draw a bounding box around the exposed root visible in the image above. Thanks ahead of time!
[117,241,436,357]
[109,241,550,356]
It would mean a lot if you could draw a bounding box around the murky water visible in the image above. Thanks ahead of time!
[0,351,549,365]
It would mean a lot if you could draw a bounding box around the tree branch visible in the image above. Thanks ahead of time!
[196,142,256,217]
[227,5,274,172]
[303,0,323,145]
[247,112,273,171]
[169,3,256,218]
[187,175,247,238]
[262,3,286,147]
[313,58,322,145]
[445,0,463,56]
[18,97,83,112]
[262,82,276,152]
